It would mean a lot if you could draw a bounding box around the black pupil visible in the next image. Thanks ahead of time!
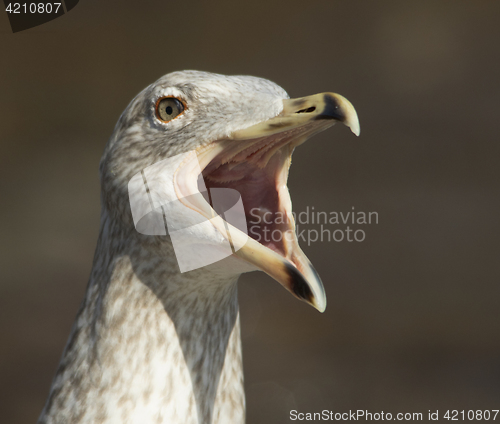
[165,106,173,115]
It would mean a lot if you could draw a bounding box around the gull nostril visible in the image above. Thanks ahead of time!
[296,106,316,114]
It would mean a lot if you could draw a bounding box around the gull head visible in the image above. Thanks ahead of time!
[100,70,359,312]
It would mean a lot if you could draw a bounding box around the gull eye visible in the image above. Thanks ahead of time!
[156,97,185,122]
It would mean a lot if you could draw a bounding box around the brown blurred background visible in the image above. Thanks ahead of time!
[1,1,499,422]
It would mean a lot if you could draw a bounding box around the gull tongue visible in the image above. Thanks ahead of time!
[174,144,327,312]
[234,145,327,312]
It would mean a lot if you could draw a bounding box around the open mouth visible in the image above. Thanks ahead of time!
[173,92,359,312]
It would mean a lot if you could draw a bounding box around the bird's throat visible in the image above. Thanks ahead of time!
[40,216,245,424]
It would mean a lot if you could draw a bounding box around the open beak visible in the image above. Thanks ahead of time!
[174,92,359,312]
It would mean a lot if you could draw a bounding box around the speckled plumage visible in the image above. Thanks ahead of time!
[38,71,291,424]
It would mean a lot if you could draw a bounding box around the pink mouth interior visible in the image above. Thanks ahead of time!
[200,132,301,258]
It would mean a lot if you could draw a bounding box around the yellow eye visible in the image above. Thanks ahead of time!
[155,97,185,122]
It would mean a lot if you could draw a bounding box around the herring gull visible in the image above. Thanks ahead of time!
[37,70,359,424]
